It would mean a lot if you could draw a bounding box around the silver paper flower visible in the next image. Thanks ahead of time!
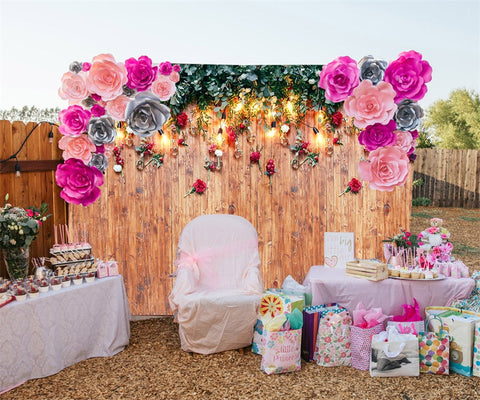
[358,55,388,85]
[125,92,171,138]
[394,99,424,131]
[89,153,109,172]
[69,61,83,74]
[88,116,116,145]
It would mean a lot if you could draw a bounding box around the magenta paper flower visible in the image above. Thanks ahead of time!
[151,75,176,101]
[358,146,410,191]
[58,71,89,104]
[55,158,104,206]
[124,55,158,92]
[58,105,92,137]
[384,50,432,103]
[318,56,360,103]
[105,95,130,121]
[90,104,106,117]
[358,120,397,152]
[86,54,128,101]
[344,80,397,129]
[58,134,96,164]
[158,61,173,76]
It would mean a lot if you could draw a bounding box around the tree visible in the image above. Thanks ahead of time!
[422,89,480,149]
[0,106,60,123]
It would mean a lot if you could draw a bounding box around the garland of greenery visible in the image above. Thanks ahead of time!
[168,64,341,134]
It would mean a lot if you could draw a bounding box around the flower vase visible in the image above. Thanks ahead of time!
[2,247,30,281]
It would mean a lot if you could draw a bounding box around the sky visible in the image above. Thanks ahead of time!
[0,0,479,111]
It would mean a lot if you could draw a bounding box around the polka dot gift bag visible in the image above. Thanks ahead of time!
[418,314,449,375]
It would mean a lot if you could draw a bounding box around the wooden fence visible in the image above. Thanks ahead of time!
[70,111,413,315]
[0,121,67,277]
[413,148,480,208]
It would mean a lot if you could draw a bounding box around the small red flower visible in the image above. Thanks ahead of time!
[176,112,188,128]
[250,151,261,163]
[227,126,237,143]
[185,179,207,198]
[177,138,187,147]
[239,123,246,130]
[348,178,362,193]
[332,111,343,127]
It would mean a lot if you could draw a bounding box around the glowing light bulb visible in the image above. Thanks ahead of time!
[235,102,243,112]
[267,121,277,138]
[286,101,294,113]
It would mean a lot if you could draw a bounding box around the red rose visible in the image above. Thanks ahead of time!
[239,123,246,130]
[176,112,188,128]
[250,151,260,163]
[348,178,362,193]
[332,111,343,127]
[227,126,236,143]
[193,179,207,194]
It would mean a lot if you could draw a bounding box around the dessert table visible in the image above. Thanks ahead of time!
[0,275,130,394]
[303,266,475,318]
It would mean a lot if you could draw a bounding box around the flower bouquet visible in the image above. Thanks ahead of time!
[0,194,51,280]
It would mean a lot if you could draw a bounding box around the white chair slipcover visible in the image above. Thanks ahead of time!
[169,214,264,354]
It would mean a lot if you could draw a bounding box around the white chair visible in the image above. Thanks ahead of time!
[169,214,264,354]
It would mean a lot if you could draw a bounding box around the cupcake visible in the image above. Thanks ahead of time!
[425,270,434,279]
[411,270,421,279]
[390,268,400,277]
[399,269,411,279]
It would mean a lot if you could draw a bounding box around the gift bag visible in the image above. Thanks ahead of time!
[351,324,385,370]
[107,260,119,276]
[370,326,419,377]
[301,303,338,362]
[252,319,266,355]
[473,321,480,377]
[426,306,480,376]
[260,329,302,375]
[419,315,450,374]
[96,260,109,278]
[387,321,424,336]
[314,306,352,367]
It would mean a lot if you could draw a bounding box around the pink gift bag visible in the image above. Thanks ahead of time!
[107,261,119,276]
[351,324,385,370]
[96,261,108,278]
[261,329,302,375]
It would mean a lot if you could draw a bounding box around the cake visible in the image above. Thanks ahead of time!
[399,269,411,279]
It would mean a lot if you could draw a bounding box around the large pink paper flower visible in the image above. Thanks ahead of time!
[394,130,417,155]
[105,95,130,121]
[318,56,360,103]
[58,134,96,164]
[384,50,432,103]
[58,105,91,136]
[124,55,158,92]
[58,71,89,104]
[86,54,128,101]
[358,146,410,191]
[151,75,176,101]
[55,158,104,206]
[344,80,397,129]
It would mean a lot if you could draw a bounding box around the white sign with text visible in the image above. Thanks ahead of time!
[324,232,354,269]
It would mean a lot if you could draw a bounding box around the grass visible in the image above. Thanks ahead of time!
[452,242,480,255]
[411,212,433,219]
[459,216,480,222]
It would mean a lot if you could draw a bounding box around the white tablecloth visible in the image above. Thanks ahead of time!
[303,266,475,318]
[0,275,130,393]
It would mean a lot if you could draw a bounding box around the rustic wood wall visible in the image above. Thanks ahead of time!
[0,121,67,277]
[70,110,413,315]
[413,148,480,208]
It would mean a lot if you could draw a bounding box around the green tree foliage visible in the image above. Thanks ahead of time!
[0,106,60,123]
[423,89,480,149]
[416,126,435,148]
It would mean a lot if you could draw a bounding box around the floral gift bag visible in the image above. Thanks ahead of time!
[473,321,480,377]
[313,307,352,367]
[261,329,302,375]
[418,315,449,375]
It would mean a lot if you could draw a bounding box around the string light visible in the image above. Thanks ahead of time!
[48,130,54,143]
[267,121,277,138]
[14,159,21,177]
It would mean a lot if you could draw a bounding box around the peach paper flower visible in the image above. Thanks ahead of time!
[151,75,176,101]
[58,134,96,164]
[105,95,130,121]
[58,71,89,104]
[344,80,397,129]
[394,130,417,154]
[86,54,128,101]
[358,146,409,191]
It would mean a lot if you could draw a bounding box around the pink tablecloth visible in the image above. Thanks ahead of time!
[303,266,475,318]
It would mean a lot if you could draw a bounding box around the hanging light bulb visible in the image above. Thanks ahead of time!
[48,130,54,143]
[267,121,277,138]
[220,111,227,130]
[15,161,21,177]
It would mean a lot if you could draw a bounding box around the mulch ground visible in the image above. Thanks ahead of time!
[2,207,480,400]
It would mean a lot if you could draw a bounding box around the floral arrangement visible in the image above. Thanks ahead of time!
[383,228,418,250]
[417,218,453,264]
[56,54,181,206]
[0,194,50,250]
[319,51,431,192]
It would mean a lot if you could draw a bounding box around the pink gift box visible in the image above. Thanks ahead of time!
[96,261,109,278]
[107,261,119,276]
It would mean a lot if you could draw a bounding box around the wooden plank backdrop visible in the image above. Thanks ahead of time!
[70,110,413,315]
[0,121,67,277]
[413,148,480,208]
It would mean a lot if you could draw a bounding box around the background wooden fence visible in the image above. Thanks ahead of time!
[0,121,67,277]
[413,148,480,208]
[70,111,413,315]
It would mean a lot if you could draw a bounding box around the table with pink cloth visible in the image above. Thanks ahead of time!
[303,266,475,318]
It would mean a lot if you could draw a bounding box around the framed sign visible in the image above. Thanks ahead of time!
[324,232,355,269]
